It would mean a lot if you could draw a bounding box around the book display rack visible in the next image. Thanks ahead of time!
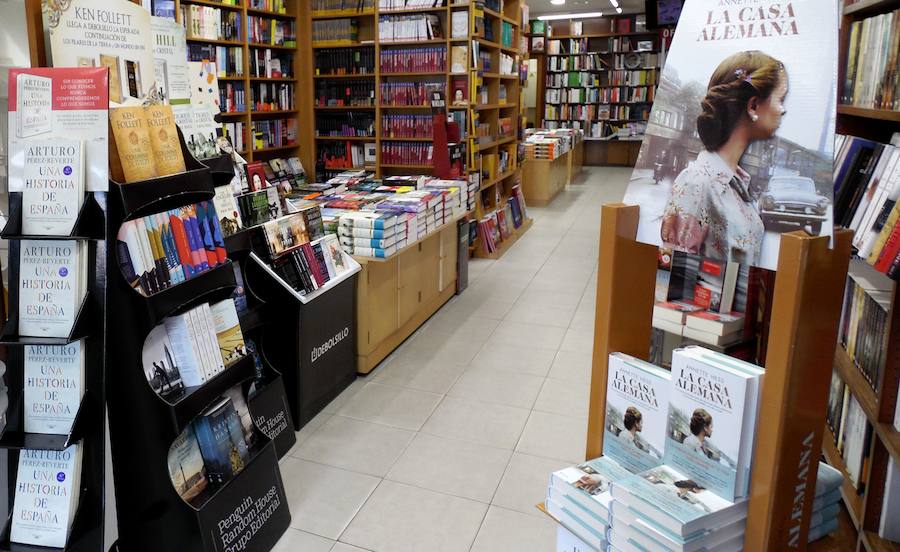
[823,2,900,550]
[586,204,855,551]
[528,15,662,166]
[0,195,107,551]
[104,132,291,552]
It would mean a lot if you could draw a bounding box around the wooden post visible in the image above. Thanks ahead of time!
[744,229,852,551]
[587,203,658,459]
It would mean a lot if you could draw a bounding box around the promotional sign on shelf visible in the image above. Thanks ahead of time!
[623,0,838,271]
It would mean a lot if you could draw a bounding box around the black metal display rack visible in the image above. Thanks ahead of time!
[103,134,291,552]
[0,191,106,552]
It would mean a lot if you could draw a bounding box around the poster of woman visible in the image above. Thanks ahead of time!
[623,0,838,270]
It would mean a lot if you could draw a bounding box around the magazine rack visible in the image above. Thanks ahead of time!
[103,133,291,552]
[0,193,107,552]
[588,203,853,551]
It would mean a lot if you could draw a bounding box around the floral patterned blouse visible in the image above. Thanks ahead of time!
[661,150,765,265]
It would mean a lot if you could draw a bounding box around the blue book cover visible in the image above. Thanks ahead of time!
[193,398,246,485]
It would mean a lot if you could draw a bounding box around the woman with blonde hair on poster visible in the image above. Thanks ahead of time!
[660,50,788,265]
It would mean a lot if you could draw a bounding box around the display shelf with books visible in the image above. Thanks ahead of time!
[580,204,860,550]
[104,130,291,552]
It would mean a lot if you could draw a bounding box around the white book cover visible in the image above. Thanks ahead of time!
[11,445,81,547]
[18,240,83,338]
[545,496,609,552]
[604,352,670,474]
[212,185,243,237]
[621,0,838,271]
[163,314,205,387]
[210,299,246,367]
[142,324,184,396]
[879,457,900,541]
[611,502,746,552]
[664,349,750,501]
[23,342,84,434]
[201,303,225,375]
[151,16,191,106]
[8,68,108,192]
[22,139,85,236]
[167,427,208,502]
[186,307,214,381]
[549,456,630,522]
[15,73,52,138]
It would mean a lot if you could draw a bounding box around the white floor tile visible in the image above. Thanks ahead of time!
[505,302,576,328]
[421,396,531,450]
[336,382,442,431]
[516,411,588,464]
[280,458,380,540]
[534,377,591,420]
[331,543,371,552]
[470,343,558,377]
[490,320,567,350]
[447,368,544,409]
[492,453,571,517]
[292,415,415,477]
[371,357,467,394]
[547,350,593,383]
[323,377,366,415]
[340,480,488,552]
[385,433,511,503]
[470,506,558,552]
[559,326,596,353]
[271,529,334,552]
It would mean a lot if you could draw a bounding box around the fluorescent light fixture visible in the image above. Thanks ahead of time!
[538,11,603,20]
[609,0,619,6]
[616,6,622,12]
[550,0,565,5]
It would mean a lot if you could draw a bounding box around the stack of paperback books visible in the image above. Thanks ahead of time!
[142,298,247,395]
[338,211,406,258]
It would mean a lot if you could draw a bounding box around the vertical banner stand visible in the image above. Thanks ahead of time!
[588,203,852,551]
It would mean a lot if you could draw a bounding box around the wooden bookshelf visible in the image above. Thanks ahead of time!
[172,0,312,168]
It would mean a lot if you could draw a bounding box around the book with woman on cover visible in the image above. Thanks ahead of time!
[622,0,838,270]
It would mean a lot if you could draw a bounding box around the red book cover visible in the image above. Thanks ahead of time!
[874,219,900,273]
[245,162,267,191]
[169,212,195,279]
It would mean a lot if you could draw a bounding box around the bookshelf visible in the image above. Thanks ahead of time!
[528,15,662,166]
[172,0,314,172]
[825,1,900,550]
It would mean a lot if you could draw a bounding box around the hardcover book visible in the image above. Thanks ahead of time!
[549,456,630,523]
[168,426,208,502]
[142,324,185,397]
[212,185,243,237]
[544,495,609,551]
[144,104,186,176]
[193,397,249,485]
[11,445,82,547]
[22,139,85,236]
[605,352,670,473]
[162,314,205,387]
[23,342,85,434]
[223,385,255,446]
[18,240,84,338]
[611,502,747,552]
[664,347,763,501]
[109,106,158,183]
[210,299,247,366]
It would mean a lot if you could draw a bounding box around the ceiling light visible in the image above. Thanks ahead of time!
[609,0,619,6]
[538,11,603,20]
[616,6,622,12]
[550,0,565,5]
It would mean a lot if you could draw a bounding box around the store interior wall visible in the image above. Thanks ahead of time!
[525,58,538,127]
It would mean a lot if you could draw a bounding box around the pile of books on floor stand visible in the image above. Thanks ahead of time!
[545,349,845,551]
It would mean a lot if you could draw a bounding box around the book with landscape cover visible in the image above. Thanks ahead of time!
[22,139,85,236]
[210,299,247,366]
[168,426,208,502]
[605,352,670,474]
[23,342,84,435]
[162,314,205,387]
[193,397,248,485]
[262,212,310,258]
[142,324,185,396]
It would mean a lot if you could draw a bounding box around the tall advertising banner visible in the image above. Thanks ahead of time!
[623,0,839,271]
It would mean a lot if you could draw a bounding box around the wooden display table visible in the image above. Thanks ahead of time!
[584,139,642,166]
[354,217,461,374]
[567,139,584,183]
[522,151,569,206]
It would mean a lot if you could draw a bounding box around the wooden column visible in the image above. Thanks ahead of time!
[586,203,657,459]
[745,229,852,551]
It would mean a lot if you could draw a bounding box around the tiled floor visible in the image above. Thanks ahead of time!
[273,166,632,552]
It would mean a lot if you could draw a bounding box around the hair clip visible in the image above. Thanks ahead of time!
[734,68,754,85]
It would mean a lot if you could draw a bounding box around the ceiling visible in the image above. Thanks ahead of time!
[527,0,646,17]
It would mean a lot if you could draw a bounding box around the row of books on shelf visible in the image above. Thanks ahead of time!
[246,16,297,47]
[188,44,244,77]
[317,141,376,170]
[261,229,354,295]
[379,0,445,9]
[380,46,446,73]
[315,47,376,76]
[826,370,873,494]
[249,49,292,78]
[315,81,375,107]
[547,53,605,72]
[317,112,376,137]
[181,5,242,42]
[382,114,433,138]
[249,0,288,13]
[381,141,434,165]
[312,18,360,43]
[841,8,900,111]
[545,85,655,104]
[478,185,527,253]
[252,118,298,149]
[612,52,658,70]
[838,261,892,394]
[223,121,248,152]
[378,14,444,41]
[220,82,246,113]
[250,81,294,111]
[835,133,900,279]
[312,0,374,12]
[380,81,445,106]
[544,103,651,122]
[547,69,656,88]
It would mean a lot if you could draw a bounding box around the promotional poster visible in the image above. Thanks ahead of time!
[623,0,838,270]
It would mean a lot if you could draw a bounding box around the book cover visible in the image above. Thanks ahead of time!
[549,456,631,520]
[212,185,243,237]
[22,139,84,236]
[151,16,191,105]
[7,68,109,193]
[192,397,246,485]
[231,263,248,314]
[322,234,350,276]
[142,324,185,397]
[48,0,156,107]
[222,385,255,447]
[693,259,726,311]
[19,240,83,338]
[162,313,205,387]
[664,349,751,501]
[622,0,838,271]
[210,299,247,366]
[262,212,310,258]
[605,352,670,473]
[23,342,84,434]
[11,445,81,547]
[167,426,208,502]
[109,106,158,183]
[144,104,185,176]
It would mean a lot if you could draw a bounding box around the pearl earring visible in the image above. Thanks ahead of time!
[750,113,759,122]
